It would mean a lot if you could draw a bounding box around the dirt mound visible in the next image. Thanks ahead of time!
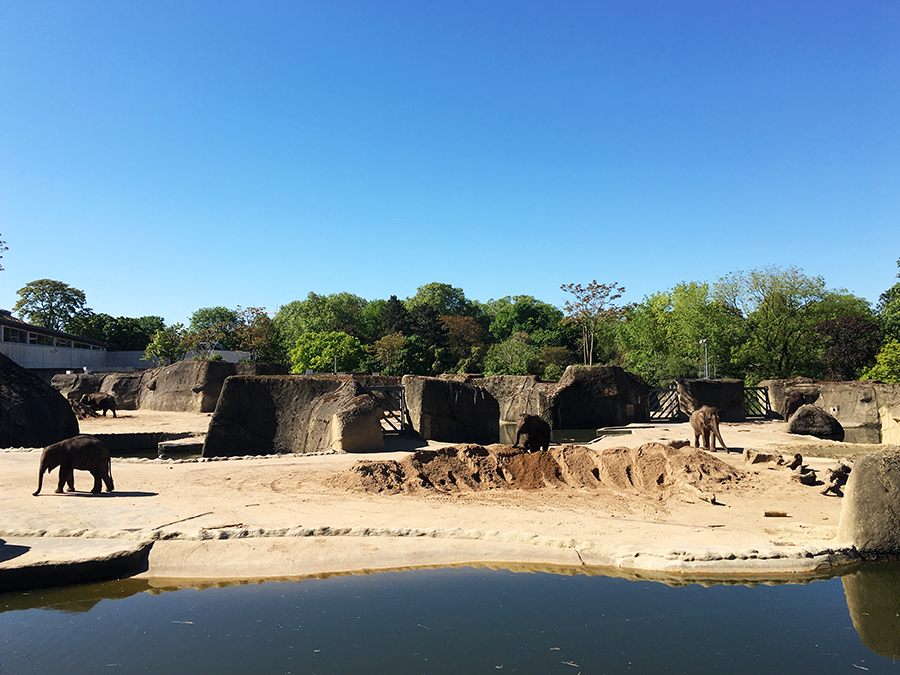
[329,442,743,499]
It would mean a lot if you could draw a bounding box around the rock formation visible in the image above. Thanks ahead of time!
[0,353,79,448]
[203,375,384,456]
[403,375,500,445]
[837,447,900,558]
[676,378,745,422]
[548,365,649,429]
[788,404,845,440]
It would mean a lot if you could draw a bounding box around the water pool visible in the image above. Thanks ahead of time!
[2,564,899,674]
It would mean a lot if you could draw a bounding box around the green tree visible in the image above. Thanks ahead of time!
[617,282,743,386]
[405,282,474,317]
[380,295,411,337]
[484,332,540,376]
[143,324,194,365]
[560,280,625,366]
[441,315,486,373]
[14,279,90,332]
[487,296,565,343]
[372,331,407,375]
[289,331,366,373]
[275,292,368,345]
[67,313,165,350]
[816,314,882,380]
[861,339,900,383]
[713,265,867,382]
[235,307,287,364]
[876,258,900,341]
[189,307,240,350]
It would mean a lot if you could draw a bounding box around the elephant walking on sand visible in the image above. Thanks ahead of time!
[33,435,114,496]
[689,406,729,453]
[514,414,551,453]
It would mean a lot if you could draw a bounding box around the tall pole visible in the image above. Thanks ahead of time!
[699,339,709,379]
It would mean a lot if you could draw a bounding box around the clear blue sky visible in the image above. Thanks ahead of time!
[2,1,898,325]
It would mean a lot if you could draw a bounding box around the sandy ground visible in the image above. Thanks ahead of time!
[0,412,878,583]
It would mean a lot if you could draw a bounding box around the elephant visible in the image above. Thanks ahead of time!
[80,392,117,417]
[513,414,551,453]
[33,435,114,496]
[689,405,729,453]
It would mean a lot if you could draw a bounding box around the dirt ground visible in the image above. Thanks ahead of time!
[0,412,876,581]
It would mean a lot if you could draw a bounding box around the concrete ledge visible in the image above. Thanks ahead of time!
[0,538,152,592]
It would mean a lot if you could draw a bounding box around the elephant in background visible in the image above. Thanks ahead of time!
[80,392,117,417]
[689,405,729,453]
[33,435,114,496]
[514,414,551,453]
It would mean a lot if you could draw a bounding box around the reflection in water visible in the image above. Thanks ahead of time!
[3,563,900,673]
[843,563,900,659]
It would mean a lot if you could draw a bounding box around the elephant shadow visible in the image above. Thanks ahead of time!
[53,490,158,498]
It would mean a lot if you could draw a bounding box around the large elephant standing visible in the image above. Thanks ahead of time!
[33,435,115,496]
[689,406,729,453]
[514,414,551,453]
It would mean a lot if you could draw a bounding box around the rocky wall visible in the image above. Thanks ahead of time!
[761,378,900,442]
[0,353,79,448]
[548,365,650,429]
[202,375,384,456]
[676,379,745,422]
[402,376,500,445]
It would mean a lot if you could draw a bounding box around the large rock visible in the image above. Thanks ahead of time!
[235,362,290,376]
[99,373,144,410]
[548,366,649,429]
[837,448,900,558]
[50,373,106,401]
[0,353,79,448]
[139,360,237,413]
[403,375,500,444]
[203,375,384,456]
[473,375,554,422]
[788,404,844,440]
[676,379,745,422]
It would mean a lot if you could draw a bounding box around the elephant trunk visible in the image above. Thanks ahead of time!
[714,425,729,452]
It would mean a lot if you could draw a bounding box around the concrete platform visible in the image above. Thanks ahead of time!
[0,537,152,593]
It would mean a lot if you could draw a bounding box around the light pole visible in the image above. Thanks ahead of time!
[699,339,709,379]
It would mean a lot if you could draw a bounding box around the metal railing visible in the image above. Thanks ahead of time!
[364,385,408,435]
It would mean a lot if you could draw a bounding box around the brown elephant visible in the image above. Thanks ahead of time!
[514,414,551,453]
[80,392,117,417]
[33,435,114,496]
[689,405,729,453]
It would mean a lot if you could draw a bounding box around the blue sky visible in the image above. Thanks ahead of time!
[1,1,898,324]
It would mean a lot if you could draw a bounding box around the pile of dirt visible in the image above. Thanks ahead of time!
[329,442,744,500]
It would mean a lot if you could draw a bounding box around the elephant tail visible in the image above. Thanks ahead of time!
[33,463,46,496]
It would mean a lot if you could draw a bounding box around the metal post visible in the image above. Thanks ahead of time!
[699,339,709,379]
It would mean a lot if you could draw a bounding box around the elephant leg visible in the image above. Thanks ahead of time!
[91,471,103,493]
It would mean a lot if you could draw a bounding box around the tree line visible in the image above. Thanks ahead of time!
[11,262,900,385]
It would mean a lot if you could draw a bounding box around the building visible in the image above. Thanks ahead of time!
[0,309,130,375]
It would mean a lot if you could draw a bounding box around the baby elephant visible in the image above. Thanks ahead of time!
[33,435,114,496]
[689,405,729,453]
[514,414,551,453]
[80,392,117,417]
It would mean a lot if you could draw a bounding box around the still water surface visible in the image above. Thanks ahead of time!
[3,564,900,674]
